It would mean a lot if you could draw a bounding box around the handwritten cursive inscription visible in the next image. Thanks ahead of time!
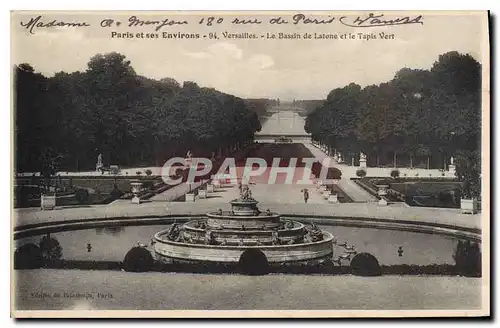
[20,15,90,34]
[292,14,335,25]
[128,16,188,32]
[340,13,423,28]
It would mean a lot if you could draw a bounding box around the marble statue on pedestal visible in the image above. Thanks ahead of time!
[96,153,103,172]
[359,152,367,168]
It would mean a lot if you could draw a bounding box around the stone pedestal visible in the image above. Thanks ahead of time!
[199,189,207,199]
[448,164,456,175]
[461,198,478,214]
[185,193,195,202]
[328,194,339,204]
[207,184,214,193]
[41,194,56,210]
[132,196,141,204]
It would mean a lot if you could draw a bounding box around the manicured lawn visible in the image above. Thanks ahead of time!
[364,178,463,208]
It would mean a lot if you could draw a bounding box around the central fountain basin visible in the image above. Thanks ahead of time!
[153,188,334,266]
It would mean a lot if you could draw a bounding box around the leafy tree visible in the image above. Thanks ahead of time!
[306,51,480,177]
[455,150,481,199]
[14,52,261,173]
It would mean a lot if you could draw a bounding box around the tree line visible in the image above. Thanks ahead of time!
[305,51,481,197]
[14,52,262,174]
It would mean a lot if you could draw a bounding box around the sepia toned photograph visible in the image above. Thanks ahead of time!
[10,10,489,318]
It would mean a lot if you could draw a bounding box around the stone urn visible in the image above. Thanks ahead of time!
[41,193,56,210]
[376,185,389,197]
[461,198,478,214]
[319,185,327,192]
[185,193,196,202]
[376,184,389,206]
[130,182,143,204]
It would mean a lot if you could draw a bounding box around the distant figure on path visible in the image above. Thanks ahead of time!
[302,189,309,203]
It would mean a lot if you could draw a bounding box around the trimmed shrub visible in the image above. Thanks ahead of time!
[136,171,142,176]
[350,252,382,276]
[14,243,44,269]
[123,247,154,272]
[39,235,63,262]
[145,169,153,176]
[356,169,367,178]
[390,169,400,179]
[238,249,270,275]
[453,240,481,277]
[75,188,89,204]
[110,184,123,199]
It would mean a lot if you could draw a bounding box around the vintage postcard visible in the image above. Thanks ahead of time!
[11,10,490,318]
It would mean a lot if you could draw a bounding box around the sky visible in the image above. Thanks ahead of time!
[11,11,488,100]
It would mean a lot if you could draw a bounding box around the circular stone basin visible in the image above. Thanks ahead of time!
[206,212,281,229]
[153,229,334,265]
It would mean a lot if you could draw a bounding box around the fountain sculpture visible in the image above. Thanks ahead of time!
[153,184,334,268]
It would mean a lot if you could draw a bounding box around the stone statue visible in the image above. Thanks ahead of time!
[360,152,367,161]
[167,223,180,241]
[205,229,214,245]
[450,156,455,165]
[239,184,253,201]
[309,223,323,242]
[96,153,103,172]
[272,231,280,245]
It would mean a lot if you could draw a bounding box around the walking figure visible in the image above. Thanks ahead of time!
[87,243,92,252]
[398,246,404,257]
[302,189,309,203]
